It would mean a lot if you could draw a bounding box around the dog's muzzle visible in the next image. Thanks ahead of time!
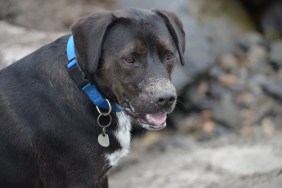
[123,78,177,130]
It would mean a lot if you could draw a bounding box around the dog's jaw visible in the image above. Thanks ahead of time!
[123,102,170,130]
[105,108,167,168]
[140,122,167,131]
[105,111,132,167]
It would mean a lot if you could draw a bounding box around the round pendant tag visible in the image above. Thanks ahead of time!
[98,133,110,147]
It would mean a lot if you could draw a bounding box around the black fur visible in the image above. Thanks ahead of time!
[0,35,122,187]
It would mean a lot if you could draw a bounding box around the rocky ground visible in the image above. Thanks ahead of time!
[1,0,282,187]
[109,131,282,188]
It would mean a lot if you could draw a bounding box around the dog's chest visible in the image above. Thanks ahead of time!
[105,112,131,167]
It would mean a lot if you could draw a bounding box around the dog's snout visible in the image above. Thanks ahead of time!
[141,78,177,110]
[155,92,176,108]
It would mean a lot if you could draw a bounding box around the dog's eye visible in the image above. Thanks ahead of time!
[165,53,174,61]
[125,57,135,64]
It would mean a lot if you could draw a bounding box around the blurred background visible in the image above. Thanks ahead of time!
[1,0,282,187]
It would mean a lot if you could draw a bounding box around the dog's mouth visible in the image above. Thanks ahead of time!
[123,103,167,130]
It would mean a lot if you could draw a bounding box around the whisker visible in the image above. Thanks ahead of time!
[176,98,185,109]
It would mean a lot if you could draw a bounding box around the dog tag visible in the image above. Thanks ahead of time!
[98,133,110,147]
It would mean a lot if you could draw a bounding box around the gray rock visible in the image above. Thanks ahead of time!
[147,135,193,152]
[248,45,272,75]
[262,81,282,102]
[181,19,214,85]
[270,41,282,68]
[254,176,282,188]
[209,81,229,99]
[171,65,190,91]
[195,145,282,175]
[118,0,189,13]
[261,1,282,39]
[236,32,269,52]
[0,0,115,31]
[0,21,61,68]
[213,93,242,128]
[203,19,238,57]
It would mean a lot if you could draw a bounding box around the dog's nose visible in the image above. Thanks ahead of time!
[155,93,176,107]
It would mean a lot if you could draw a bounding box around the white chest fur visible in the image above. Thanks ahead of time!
[105,111,132,167]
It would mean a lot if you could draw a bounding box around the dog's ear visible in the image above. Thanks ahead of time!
[153,9,185,66]
[71,11,117,77]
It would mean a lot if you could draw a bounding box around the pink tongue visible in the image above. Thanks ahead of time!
[146,113,167,126]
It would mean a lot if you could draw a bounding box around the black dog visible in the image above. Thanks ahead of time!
[0,8,185,188]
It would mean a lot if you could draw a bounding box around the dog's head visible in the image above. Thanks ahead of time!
[71,8,185,130]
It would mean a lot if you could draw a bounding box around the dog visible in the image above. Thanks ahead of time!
[0,8,185,188]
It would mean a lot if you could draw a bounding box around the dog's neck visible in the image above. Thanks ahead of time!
[66,35,121,112]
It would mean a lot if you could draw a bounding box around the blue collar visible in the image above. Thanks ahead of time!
[66,35,121,112]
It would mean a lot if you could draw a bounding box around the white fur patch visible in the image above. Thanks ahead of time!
[106,111,132,166]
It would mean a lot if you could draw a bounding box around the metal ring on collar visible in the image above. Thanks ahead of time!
[96,99,112,116]
[97,114,112,128]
